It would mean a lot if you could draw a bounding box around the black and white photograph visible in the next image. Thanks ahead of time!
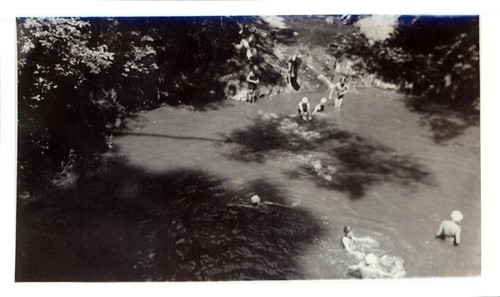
[13,13,481,282]
[3,1,500,295]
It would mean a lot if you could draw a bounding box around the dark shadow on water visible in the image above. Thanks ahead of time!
[113,131,223,143]
[404,96,479,145]
[190,100,237,112]
[220,114,319,162]
[223,114,431,199]
[16,155,324,281]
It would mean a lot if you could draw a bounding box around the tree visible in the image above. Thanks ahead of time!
[17,18,116,190]
[341,15,479,113]
[17,16,281,192]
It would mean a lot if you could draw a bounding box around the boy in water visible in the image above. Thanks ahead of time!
[312,97,328,116]
[436,210,463,246]
[329,77,348,110]
[297,97,311,121]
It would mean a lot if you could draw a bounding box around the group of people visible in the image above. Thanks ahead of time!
[342,210,464,279]
[296,97,326,121]
[341,226,405,279]
[240,46,351,115]
[234,22,262,104]
[238,46,467,279]
[296,76,349,121]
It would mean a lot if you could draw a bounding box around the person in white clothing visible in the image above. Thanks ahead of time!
[436,210,463,246]
[329,77,348,110]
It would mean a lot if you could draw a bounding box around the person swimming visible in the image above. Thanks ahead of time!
[341,226,377,260]
[343,226,406,278]
[348,253,393,279]
[347,251,406,279]
[312,97,328,115]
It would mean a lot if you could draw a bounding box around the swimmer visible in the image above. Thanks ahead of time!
[342,226,376,260]
[297,97,312,121]
[312,97,328,116]
[348,253,392,279]
[250,194,261,207]
[436,210,463,246]
[226,194,296,209]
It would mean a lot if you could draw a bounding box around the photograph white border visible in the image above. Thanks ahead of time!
[1,1,499,296]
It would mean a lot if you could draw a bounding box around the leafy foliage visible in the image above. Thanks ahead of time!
[17,16,281,192]
[18,18,117,190]
[338,16,479,113]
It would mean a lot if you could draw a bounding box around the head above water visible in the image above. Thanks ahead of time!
[365,253,378,265]
[250,195,261,206]
[451,210,463,222]
[343,226,352,235]
[301,97,309,103]
[340,77,347,83]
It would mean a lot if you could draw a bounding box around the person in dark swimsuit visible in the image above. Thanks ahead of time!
[288,54,301,90]
[246,68,260,103]
[297,97,311,120]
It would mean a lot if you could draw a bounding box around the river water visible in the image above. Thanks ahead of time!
[110,86,480,279]
[16,86,480,281]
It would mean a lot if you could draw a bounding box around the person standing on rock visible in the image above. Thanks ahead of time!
[288,54,301,91]
[246,67,260,103]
